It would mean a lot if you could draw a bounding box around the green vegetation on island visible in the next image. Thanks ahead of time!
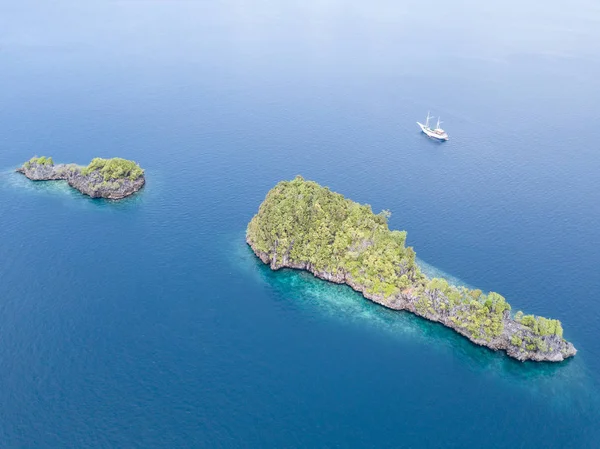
[246,176,575,361]
[515,312,563,337]
[24,156,54,168]
[81,157,144,181]
[18,156,145,200]
[248,176,420,295]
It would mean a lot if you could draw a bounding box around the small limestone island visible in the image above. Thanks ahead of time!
[16,156,145,200]
[247,176,577,362]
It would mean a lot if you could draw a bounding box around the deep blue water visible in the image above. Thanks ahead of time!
[1,1,600,447]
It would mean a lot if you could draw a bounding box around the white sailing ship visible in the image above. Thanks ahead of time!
[417,112,449,141]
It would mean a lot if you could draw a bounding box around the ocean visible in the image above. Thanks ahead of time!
[0,1,599,447]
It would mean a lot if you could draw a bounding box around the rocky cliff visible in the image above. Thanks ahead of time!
[17,156,145,200]
[247,176,577,362]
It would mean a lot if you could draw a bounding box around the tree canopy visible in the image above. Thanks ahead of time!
[81,157,144,181]
[247,176,565,345]
[24,156,54,168]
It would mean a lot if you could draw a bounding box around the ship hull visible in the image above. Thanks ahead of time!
[417,122,448,141]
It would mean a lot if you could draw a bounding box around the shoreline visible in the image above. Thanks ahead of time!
[247,236,577,363]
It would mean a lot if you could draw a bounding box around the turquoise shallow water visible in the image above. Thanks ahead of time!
[1,0,600,447]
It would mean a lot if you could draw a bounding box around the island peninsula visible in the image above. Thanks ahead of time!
[246,176,576,362]
[17,156,145,200]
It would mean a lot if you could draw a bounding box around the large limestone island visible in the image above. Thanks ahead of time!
[247,176,577,362]
[17,156,145,200]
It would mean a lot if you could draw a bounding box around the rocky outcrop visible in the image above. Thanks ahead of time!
[17,159,145,200]
[247,236,577,363]
[247,177,577,363]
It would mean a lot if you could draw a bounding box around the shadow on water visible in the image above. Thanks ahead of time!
[227,232,600,412]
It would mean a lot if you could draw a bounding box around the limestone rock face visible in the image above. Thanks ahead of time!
[17,162,64,181]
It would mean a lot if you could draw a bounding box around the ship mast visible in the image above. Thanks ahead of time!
[426,111,432,128]
[436,117,442,129]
